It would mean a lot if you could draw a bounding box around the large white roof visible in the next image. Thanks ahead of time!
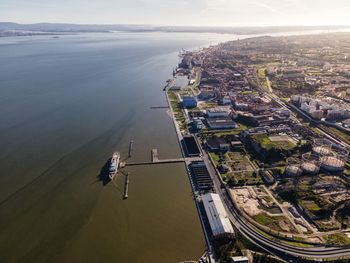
[202,193,234,237]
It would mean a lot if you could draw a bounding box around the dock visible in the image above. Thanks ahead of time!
[128,140,134,158]
[151,148,159,162]
[126,158,185,166]
[123,173,129,199]
[150,106,169,109]
[125,148,202,166]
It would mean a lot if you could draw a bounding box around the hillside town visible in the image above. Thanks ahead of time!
[167,33,350,263]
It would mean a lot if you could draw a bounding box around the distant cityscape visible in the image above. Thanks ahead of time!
[1,22,350,37]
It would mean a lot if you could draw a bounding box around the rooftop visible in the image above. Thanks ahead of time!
[202,193,234,237]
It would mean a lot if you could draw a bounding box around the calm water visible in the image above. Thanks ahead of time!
[0,32,236,262]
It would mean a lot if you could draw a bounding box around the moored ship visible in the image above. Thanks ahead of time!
[109,152,120,180]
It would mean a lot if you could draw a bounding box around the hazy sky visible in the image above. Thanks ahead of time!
[1,0,350,27]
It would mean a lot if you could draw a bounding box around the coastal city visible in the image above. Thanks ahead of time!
[166,33,350,263]
[2,0,350,262]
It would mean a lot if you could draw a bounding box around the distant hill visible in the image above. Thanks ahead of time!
[0,22,349,35]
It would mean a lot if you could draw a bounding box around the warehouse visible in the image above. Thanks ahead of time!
[182,96,198,108]
[190,161,214,191]
[206,117,238,129]
[202,193,235,239]
[183,135,201,157]
[207,107,231,118]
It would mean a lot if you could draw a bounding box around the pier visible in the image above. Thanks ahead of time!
[151,148,159,162]
[128,140,134,158]
[125,148,202,166]
[123,172,129,199]
[150,106,169,109]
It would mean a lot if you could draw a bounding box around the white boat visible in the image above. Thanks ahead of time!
[109,152,120,180]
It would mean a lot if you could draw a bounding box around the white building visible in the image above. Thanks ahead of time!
[230,256,249,263]
[202,193,235,239]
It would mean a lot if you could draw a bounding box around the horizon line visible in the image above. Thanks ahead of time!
[2,21,350,29]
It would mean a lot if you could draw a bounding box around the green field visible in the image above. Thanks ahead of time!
[325,233,350,246]
[300,200,321,212]
[167,91,188,131]
[252,134,297,151]
[253,213,298,234]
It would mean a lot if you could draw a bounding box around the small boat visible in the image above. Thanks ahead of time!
[109,152,120,180]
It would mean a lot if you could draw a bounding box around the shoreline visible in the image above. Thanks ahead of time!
[164,79,214,262]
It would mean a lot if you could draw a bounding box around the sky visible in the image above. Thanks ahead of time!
[1,0,350,27]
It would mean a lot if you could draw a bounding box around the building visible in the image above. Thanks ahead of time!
[230,256,249,263]
[192,118,205,130]
[171,75,189,90]
[231,141,244,150]
[218,164,229,173]
[182,96,197,108]
[198,90,216,100]
[206,138,231,152]
[207,107,230,118]
[206,117,238,130]
[202,193,235,239]
[183,135,201,157]
[327,109,344,121]
[190,161,214,191]
[220,96,232,105]
[310,109,324,120]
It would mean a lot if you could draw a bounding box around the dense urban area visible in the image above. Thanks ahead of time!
[166,33,350,263]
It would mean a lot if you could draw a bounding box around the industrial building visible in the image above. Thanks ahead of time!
[182,96,197,108]
[206,117,238,130]
[206,138,230,152]
[202,193,235,239]
[183,135,201,157]
[171,75,189,90]
[207,107,231,118]
[190,161,214,191]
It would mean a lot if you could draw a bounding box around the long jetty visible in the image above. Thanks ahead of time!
[150,106,169,109]
[124,148,202,166]
[128,140,134,158]
[123,173,129,199]
[126,158,186,166]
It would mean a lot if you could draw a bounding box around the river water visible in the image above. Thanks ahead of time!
[0,32,237,262]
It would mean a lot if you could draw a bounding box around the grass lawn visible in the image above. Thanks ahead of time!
[325,233,350,246]
[252,134,296,151]
[258,68,266,78]
[253,213,298,233]
[209,152,220,165]
[300,200,321,212]
[168,91,188,131]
